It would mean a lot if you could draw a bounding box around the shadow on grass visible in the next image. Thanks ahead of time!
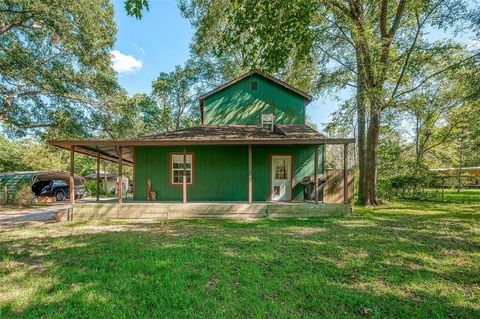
[1,206,479,318]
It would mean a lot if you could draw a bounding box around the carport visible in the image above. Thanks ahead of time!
[0,170,84,203]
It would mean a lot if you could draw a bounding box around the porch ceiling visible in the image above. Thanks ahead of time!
[50,138,355,165]
[49,125,355,165]
[52,143,134,166]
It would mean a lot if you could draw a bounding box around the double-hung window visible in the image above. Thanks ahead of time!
[261,113,274,132]
[171,153,193,185]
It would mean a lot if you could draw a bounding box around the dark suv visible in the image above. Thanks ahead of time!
[32,180,86,201]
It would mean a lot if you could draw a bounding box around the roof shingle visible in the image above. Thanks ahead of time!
[139,125,325,141]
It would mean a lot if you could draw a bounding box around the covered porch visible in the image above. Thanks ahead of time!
[49,126,354,220]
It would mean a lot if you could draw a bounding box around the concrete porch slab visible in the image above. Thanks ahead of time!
[69,201,351,221]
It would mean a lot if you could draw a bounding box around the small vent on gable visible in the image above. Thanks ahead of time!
[251,81,257,90]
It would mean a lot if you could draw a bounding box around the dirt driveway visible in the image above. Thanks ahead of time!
[0,204,70,227]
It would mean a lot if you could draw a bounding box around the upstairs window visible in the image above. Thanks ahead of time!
[251,81,257,90]
[261,113,274,132]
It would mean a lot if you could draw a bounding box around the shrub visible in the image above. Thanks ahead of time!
[108,188,117,197]
[385,173,437,200]
[84,180,97,196]
[84,180,114,196]
[11,182,35,207]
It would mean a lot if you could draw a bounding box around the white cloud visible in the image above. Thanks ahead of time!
[468,39,480,49]
[110,50,143,73]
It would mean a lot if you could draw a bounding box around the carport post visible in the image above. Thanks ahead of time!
[69,146,75,221]
[118,146,123,206]
[96,151,100,202]
[343,143,348,204]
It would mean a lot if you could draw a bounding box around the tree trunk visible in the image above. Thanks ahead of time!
[352,5,369,205]
[415,111,420,165]
[364,98,381,206]
[350,0,406,205]
[356,74,366,204]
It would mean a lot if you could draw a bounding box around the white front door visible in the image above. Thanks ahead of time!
[271,155,292,201]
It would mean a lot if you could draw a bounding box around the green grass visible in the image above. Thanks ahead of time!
[1,192,479,318]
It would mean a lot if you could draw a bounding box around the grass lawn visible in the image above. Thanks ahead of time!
[0,191,479,318]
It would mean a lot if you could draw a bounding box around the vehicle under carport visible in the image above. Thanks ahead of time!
[0,171,85,203]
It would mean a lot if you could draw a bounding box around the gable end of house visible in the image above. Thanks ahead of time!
[199,71,312,126]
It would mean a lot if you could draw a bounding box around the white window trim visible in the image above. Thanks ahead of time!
[261,113,275,132]
[170,153,194,185]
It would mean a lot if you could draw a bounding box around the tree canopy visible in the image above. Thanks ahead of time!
[1,0,478,202]
[178,0,480,204]
[0,0,117,136]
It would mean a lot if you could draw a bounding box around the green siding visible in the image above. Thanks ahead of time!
[204,74,306,125]
[251,145,323,201]
[135,146,248,201]
[134,145,324,202]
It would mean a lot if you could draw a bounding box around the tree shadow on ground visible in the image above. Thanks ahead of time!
[1,207,479,318]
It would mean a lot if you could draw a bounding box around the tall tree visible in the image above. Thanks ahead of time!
[179,0,479,204]
[0,0,117,134]
[152,64,200,131]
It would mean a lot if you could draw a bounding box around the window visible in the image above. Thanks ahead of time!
[261,113,274,132]
[51,180,67,186]
[251,81,257,90]
[170,153,193,185]
[274,159,288,180]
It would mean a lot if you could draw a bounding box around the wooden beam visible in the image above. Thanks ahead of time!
[314,144,319,204]
[103,161,108,199]
[248,144,252,204]
[182,148,187,204]
[70,145,75,221]
[343,143,348,204]
[51,144,133,165]
[96,151,100,202]
[118,146,123,206]
[48,138,356,147]
[132,146,136,199]
[323,144,326,203]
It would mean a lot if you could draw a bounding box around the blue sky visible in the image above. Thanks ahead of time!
[111,0,477,130]
[111,0,340,128]
[112,0,192,94]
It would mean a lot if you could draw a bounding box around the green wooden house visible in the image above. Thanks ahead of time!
[50,71,354,220]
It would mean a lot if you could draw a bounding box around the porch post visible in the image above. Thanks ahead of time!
[343,143,348,204]
[118,146,123,206]
[69,145,75,221]
[132,146,136,199]
[182,147,187,204]
[314,144,318,204]
[322,144,327,203]
[96,151,100,202]
[248,144,252,204]
[103,162,108,198]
